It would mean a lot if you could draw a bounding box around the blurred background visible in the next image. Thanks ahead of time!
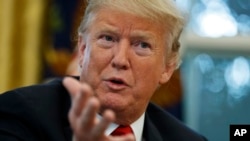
[0,0,249,140]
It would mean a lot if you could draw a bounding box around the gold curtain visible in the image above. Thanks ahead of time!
[0,0,47,93]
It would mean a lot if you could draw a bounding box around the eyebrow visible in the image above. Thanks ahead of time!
[130,30,156,41]
[96,22,157,41]
[96,23,120,35]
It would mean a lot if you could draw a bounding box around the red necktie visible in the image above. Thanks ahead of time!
[111,125,134,136]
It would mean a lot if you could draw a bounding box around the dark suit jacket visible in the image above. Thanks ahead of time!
[0,77,207,141]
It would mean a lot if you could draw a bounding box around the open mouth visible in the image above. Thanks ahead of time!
[110,79,125,85]
[104,77,128,90]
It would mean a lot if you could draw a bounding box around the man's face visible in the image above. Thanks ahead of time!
[78,8,175,121]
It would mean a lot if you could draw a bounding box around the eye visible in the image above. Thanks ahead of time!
[101,35,115,42]
[133,41,152,56]
[139,42,150,49]
[97,34,116,48]
[134,41,151,49]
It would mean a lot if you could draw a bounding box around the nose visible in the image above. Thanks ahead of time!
[111,40,130,70]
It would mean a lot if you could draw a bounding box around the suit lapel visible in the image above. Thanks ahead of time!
[142,113,163,141]
[63,126,72,141]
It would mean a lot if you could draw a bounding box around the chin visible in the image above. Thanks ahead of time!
[99,94,128,111]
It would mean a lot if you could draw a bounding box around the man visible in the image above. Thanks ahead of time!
[0,0,207,141]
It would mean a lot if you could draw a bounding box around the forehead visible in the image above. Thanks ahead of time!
[87,8,168,39]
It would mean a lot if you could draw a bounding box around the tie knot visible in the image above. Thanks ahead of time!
[111,125,133,136]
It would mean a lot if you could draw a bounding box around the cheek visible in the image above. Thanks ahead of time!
[137,59,163,81]
[83,44,110,66]
[90,47,113,69]
[81,46,113,81]
[133,61,163,96]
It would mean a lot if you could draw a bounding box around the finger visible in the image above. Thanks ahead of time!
[121,134,135,141]
[91,109,115,140]
[109,134,135,141]
[72,89,92,118]
[64,77,94,119]
[63,77,82,98]
[64,77,94,130]
[68,91,88,128]
[68,93,80,128]
[78,97,100,132]
[63,77,93,98]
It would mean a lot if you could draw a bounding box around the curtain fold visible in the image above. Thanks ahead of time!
[0,0,47,93]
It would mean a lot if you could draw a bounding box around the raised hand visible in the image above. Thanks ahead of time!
[63,77,135,141]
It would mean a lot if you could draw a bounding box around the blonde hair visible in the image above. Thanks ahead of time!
[78,0,184,68]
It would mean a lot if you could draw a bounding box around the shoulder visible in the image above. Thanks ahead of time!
[0,76,80,102]
[0,77,67,105]
[0,77,70,117]
[146,103,207,141]
[0,77,73,140]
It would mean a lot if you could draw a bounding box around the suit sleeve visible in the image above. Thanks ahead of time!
[0,90,37,141]
[0,135,19,141]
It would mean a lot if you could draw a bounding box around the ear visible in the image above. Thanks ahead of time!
[159,61,176,85]
[77,35,86,69]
